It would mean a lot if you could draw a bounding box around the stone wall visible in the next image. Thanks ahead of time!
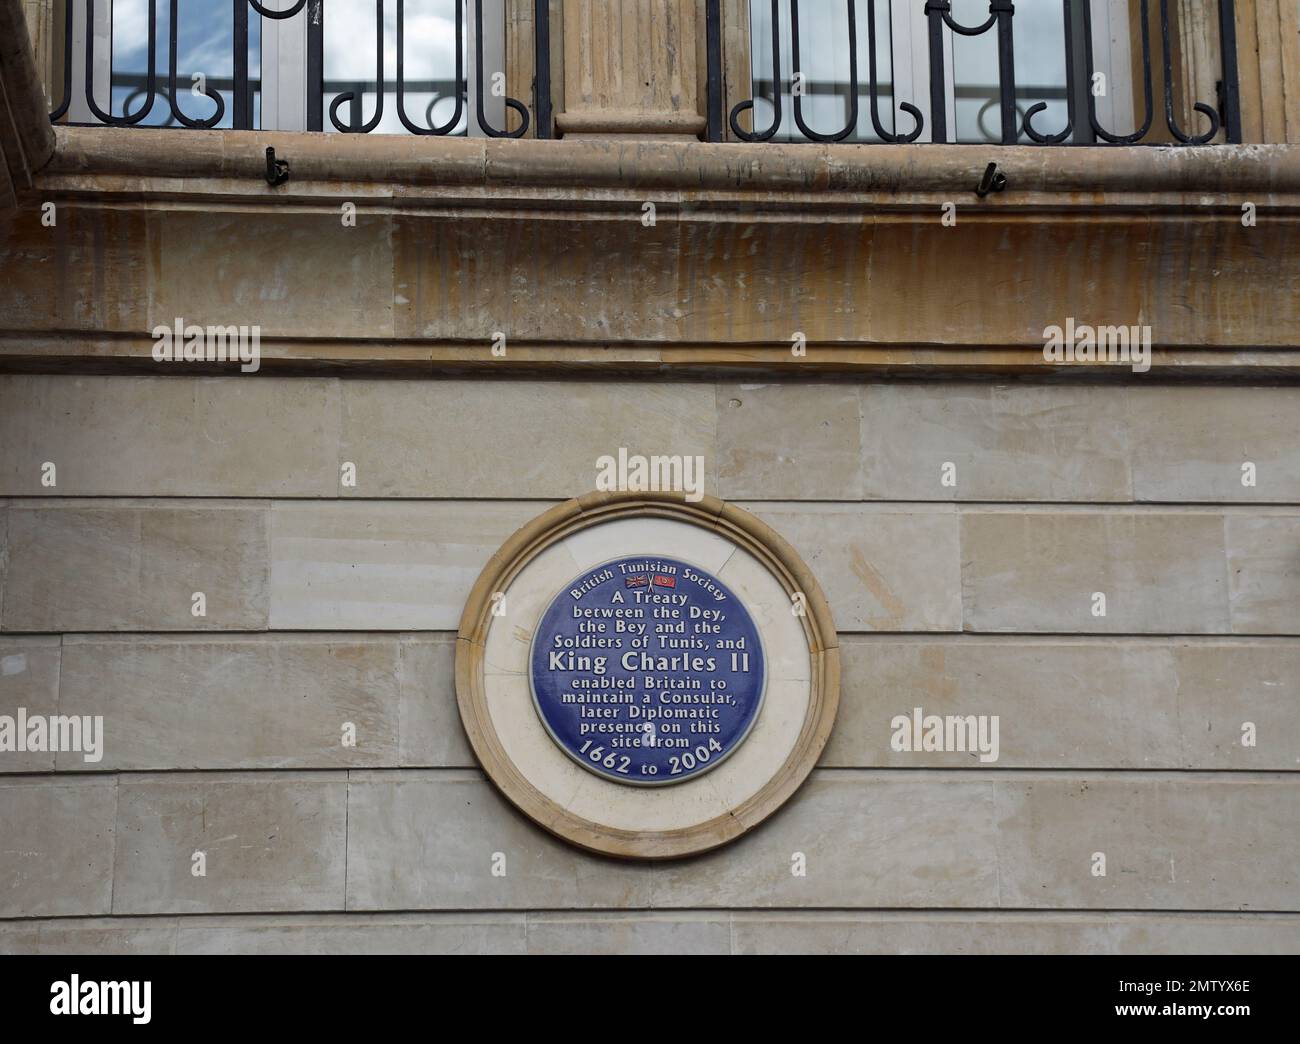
[2,0,1298,954]
[1,374,1297,953]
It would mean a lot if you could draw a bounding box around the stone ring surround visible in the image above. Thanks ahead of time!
[456,491,840,860]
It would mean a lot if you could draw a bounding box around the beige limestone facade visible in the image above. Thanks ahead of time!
[0,0,1298,953]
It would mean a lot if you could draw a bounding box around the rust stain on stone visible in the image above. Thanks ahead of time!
[918,646,958,704]
[850,546,905,629]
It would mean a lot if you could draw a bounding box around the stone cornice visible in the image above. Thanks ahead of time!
[37,127,1300,215]
[4,126,1298,380]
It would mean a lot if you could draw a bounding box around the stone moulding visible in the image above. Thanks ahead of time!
[37,127,1300,210]
[455,490,841,859]
[6,126,1299,379]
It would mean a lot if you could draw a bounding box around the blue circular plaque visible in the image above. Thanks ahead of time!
[530,555,766,786]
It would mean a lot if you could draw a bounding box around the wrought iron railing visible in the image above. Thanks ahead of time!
[48,0,553,137]
[704,0,1243,145]
[47,0,1241,146]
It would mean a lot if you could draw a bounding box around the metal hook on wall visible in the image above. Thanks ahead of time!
[974,162,1007,198]
[265,147,290,186]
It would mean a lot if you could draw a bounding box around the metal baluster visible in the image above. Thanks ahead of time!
[307,0,323,131]
[233,0,250,129]
[730,0,781,141]
[1084,0,1153,143]
[328,0,384,132]
[84,0,157,124]
[1160,0,1219,143]
[397,0,463,134]
[865,0,922,142]
[991,0,1016,143]
[791,0,860,142]
[1023,0,1075,144]
[168,0,226,127]
[925,1,949,143]
[474,0,529,136]
[534,0,552,138]
[1217,0,1241,143]
[49,0,74,122]
[928,0,1012,145]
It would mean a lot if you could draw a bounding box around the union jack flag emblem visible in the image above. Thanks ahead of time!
[625,575,648,588]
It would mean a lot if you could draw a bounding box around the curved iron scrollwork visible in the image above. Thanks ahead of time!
[48,0,551,138]
[248,0,308,17]
[932,0,997,37]
[729,0,781,141]
[47,0,1235,148]
[708,0,1241,147]
[167,0,224,128]
[1083,0,1154,144]
[398,0,464,134]
[790,0,858,142]
[324,0,529,137]
[1017,0,1223,147]
[328,0,385,132]
[1081,0,1219,145]
[865,0,921,142]
[1159,0,1219,144]
[727,0,922,144]
[1022,0,1074,144]
[83,0,158,125]
[927,0,1017,144]
[473,0,529,136]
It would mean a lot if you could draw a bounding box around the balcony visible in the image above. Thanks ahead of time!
[44,0,549,136]
[719,0,1243,145]
[39,1,1242,145]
